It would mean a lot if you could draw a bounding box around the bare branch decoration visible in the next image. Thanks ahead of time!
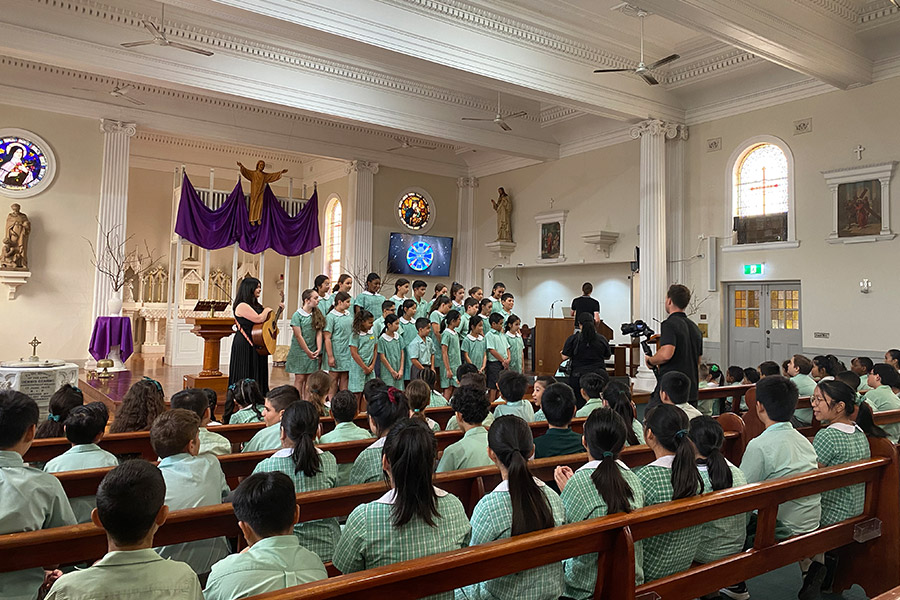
[85,220,164,293]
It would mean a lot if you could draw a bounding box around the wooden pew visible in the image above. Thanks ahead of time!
[631,383,754,409]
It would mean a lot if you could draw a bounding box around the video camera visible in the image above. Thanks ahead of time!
[621,320,657,365]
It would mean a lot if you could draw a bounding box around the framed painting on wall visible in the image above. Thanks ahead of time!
[534,210,568,264]
[823,162,896,244]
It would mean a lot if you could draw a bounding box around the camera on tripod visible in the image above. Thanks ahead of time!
[621,320,656,360]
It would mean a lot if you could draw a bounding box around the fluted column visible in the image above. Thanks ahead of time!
[91,119,136,321]
[456,177,478,285]
[344,160,379,278]
[666,125,689,285]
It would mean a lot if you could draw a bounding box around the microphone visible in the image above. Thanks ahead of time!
[549,299,564,318]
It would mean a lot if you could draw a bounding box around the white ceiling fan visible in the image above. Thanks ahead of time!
[386,137,437,152]
[72,83,145,105]
[120,4,214,56]
[593,10,678,86]
[461,92,527,132]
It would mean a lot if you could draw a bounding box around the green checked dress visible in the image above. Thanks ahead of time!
[348,328,378,393]
[461,334,487,371]
[252,448,341,563]
[378,332,405,389]
[324,309,353,372]
[230,405,264,424]
[694,460,748,564]
[505,332,524,373]
[349,437,387,485]
[440,328,462,388]
[286,309,321,375]
[813,422,869,526]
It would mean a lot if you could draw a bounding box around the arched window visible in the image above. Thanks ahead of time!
[725,136,797,249]
[324,195,342,282]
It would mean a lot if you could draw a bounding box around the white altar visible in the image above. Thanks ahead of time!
[0,360,79,418]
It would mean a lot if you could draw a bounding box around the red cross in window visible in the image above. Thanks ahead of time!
[750,166,779,212]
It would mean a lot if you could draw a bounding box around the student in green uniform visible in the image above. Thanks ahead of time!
[575,372,608,418]
[170,389,231,456]
[407,380,441,432]
[460,297,479,337]
[450,282,467,312]
[378,314,406,389]
[226,378,265,424]
[485,313,511,401]
[457,415,565,600]
[150,409,231,575]
[444,368,495,431]
[351,272,386,316]
[333,273,353,300]
[493,370,534,422]
[469,286,484,303]
[437,385,493,472]
[35,384,83,440]
[286,289,327,398]
[531,375,555,422]
[602,380,644,446]
[440,310,463,397]
[0,390,76,600]
[488,282,506,315]
[313,274,332,315]
[371,301,396,349]
[688,416,748,570]
[554,408,645,597]
[320,391,373,486]
[415,368,449,408]
[504,314,524,374]
[737,375,822,600]
[349,383,409,485]
[45,460,201,600]
[533,382,583,459]
[461,317,487,374]
[412,279,430,320]
[787,354,817,425]
[204,472,327,600]
[637,404,704,582]
[494,292,515,320]
[429,295,452,386]
[389,278,410,312]
[864,364,900,442]
[408,317,435,382]
[659,371,703,422]
[851,356,873,392]
[348,309,378,397]
[323,291,353,394]
[305,371,332,417]
[252,401,339,562]
[398,299,420,386]
[479,298,494,320]
[334,419,471,600]
[242,385,301,453]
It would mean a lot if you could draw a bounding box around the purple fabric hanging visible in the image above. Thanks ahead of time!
[174,172,320,256]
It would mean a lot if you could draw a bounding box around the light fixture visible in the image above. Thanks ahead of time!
[860,278,872,294]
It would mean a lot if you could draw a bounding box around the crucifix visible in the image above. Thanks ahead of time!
[28,336,40,360]
[853,145,865,161]
[750,166,780,213]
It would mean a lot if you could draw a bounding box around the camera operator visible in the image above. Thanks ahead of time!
[645,284,703,410]
[561,312,611,407]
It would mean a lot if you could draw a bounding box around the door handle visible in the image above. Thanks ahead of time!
[766,338,770,348]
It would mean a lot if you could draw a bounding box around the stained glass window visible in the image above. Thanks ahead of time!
[398,192,430,230]
[733,289,760,328]
[770,289,800,330]
[734,143,789,218]
[324,197,342,283]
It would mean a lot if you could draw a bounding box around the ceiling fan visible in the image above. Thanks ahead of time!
[461,92,526,132]
[72,83,145,105]
[593,10,678,86]
[386,137,437,152]
[120,4,214,56]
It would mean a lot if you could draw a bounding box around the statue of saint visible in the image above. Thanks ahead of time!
[490,187,513,242]
[237,160,288,226]
[1,203,30,270]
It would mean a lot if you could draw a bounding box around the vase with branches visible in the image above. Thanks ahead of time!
[86,221,164,315]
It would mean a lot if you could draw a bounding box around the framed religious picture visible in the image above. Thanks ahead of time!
[0,129,57,199]
[541,222,560,259]
[534,210,568,264]
[823,162,896,244]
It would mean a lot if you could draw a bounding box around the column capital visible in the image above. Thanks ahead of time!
[100,119,137,137]
[346,160,379,175]
[629,119,687,141]
[457,176,479,189]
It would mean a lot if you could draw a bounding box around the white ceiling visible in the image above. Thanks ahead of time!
[2,0,899,176]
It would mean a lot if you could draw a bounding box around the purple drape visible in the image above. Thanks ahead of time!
[174,172,321,256]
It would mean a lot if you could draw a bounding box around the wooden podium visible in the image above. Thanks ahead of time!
[183,317,234,408]
[533,317,614,376]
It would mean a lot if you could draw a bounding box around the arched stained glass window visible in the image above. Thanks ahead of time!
[728,137,795,247]
[324,196,342,283]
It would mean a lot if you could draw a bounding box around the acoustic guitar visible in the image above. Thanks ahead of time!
[251,293,284,356]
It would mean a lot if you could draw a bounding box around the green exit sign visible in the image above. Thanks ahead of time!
[744,263,764,275]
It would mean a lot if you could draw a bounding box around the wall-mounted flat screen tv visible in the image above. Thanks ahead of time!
[387,233,453,277]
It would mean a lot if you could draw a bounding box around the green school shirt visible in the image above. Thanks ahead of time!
[740,421,821,536]
[414,296,431,320]
[561,460,644,598]
[203,535,326,600]
[459,312,472,336]
[858,374,871,392]
[198,427,232,456]
[230,405,264,424]
[813,423,869,526]
[628,420,646,446]
[506,332,524,373]
[485,329,510,362]
[407,336,434,367]
[243,422,283,453]
[352,291,386,316]
[349,437,386,485]
[286,309,320,375]
[378,332,405,389]
[440,328,462,388]
[45,548,201,600]
[446,412,495,431]
[44,444,119,524]
[429,390,450,408]
[533,428,584,459]
[372,316,386,338]
[791,373,817,425]
[461,334,487,370]
[316,293,332,314]
[398,317,419,378]
[325,309,353,372]
[349,329,378,393]
[0,451,76,600]
[155,453,231,574]
[252,448,340,562]
[490,298,503,314]
[321,422,374,487]
[429,311,445,357]
[533,408,545,422]
[575,398,604,419]
[694,461,748,564]
[864,385,900,442]
[436,426,492,473]
[493,400,535,422]
[390,295,408,312]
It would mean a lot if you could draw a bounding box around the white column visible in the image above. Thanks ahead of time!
[91,119,136,322]
[456,177,478,285]
[345,160,379,277]
[630,119,681,391]
[666,126,689,285]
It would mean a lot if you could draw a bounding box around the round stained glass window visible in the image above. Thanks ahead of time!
[406,241,434,271]
[0,129,56,198]
[398,192,431,230]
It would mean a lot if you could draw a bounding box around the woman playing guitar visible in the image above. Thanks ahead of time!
[229,277,282,396]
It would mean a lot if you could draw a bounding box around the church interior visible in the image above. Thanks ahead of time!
[2,1,900,599]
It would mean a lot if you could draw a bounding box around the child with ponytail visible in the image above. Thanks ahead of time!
[405,379,440,432]
[504,314,524,374]
[458,415,564,600]
[226,378,265,424]
[348,309,378,398]
[348,384,409,485]
[602,380,644,446]
[252,401,339,562]
[378,314,405,390]
[286,289,327,397]
[305,371,332,416]
[324,291,353,394]
[554,408,645,597]
[638,404,704,581]
[398,299,419,386]
[440,309,462,398]
[429,295,452,385]
[36,384,84,439]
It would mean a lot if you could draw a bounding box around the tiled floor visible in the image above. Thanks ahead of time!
[742,563,869,600]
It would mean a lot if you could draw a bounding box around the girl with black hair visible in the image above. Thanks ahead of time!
[229,276,278,395]
[638,404,704,581]
[286,289,327,397]
[450,282,466,311]
[458,415,564,600]
[324,291,353,395]
[432,282,449,301]
[378,314,405,390]
[560,312,611,402]
[461,316,487,375]
[390,277,410,311]
[225,378,265,424]
[554,408,645,597]
[333,419,471,596]
[811,355,841,381]
[35,384,84,439]
[351,272,385,316]
[688,416,748,566]
[440,310,462,398]
[429,295,452,385]
[348,309,378,398]
[865,363,900,442]
[314,274,332,314]
[416,367,449,408]
[252,400,340,562]
[602,380,644,446]
[884,349,900,370]
[504,314,524,374]
[333,273,353,298]
[348,385,409,484]
[399,299,419,386]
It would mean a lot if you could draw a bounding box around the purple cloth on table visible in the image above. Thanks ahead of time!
[174,172,321,256]
[89,317,134,362]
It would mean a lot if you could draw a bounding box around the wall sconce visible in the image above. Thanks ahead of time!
[860,278,872,294]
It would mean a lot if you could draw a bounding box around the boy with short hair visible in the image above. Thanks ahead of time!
[150,409,231,575]
[436,385,493,472]
[493,370,534,422]
[851,356,874,392]
[459,297,480,336]
[575,372,609,418]
[659,371,702,421]
[372,300,396,337]
[0,390,76,600]
[533,383,583,459]
[242,386,300,453]
[532,375,556,422]
[203,472,327,600]
[412,280,429,319]
[494,292,514,319]
[44,402,119,523]
[170,388,231,456]
[725,365,744,385]
[407,317,435,381]
[787,354,817,425]
[758,361,781,378]
[485,313,510,401]
[46,460,201,600]
[320,391,373,487]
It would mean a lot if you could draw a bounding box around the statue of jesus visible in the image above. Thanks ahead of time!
[237,160,288,225]
[491,187,513,242]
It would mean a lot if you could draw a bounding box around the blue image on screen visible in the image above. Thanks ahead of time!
[388,233,453,277]
[406,241,434,271]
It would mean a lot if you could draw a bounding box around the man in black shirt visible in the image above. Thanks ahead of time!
[646,284,703,410]
[570,282,600,325]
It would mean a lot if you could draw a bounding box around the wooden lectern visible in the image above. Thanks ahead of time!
[533,317,615,376]
[183,317,234,409]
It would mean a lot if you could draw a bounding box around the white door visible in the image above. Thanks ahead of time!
[727,282,802,367]
[766,284,803,361]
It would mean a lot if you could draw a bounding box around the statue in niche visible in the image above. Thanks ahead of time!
[490,187,513,242]
[237,160,288,226]
[1,203,30,270]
